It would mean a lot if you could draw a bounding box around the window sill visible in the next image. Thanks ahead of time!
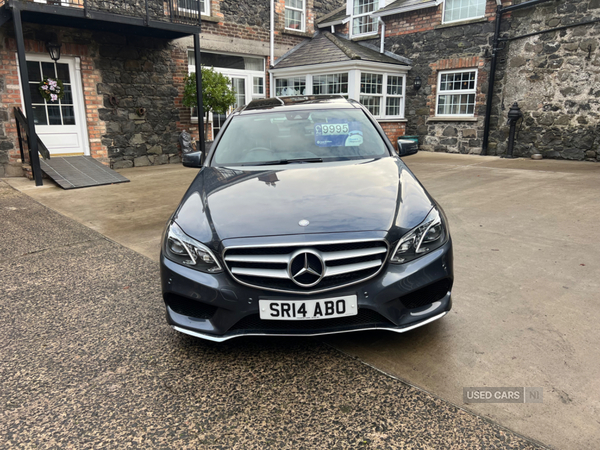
[201,15,220,23]
[376,118,407,123]
[435,17,487,30]
[282,29,313,38]
[351,33,380,42]
[427,116,478,122]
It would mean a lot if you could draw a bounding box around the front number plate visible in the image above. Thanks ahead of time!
[259,295,358,321]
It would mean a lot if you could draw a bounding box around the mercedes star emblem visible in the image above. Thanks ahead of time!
[288,250,324,288]
[299,219,310,227]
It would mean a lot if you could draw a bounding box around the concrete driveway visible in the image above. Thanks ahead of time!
[6,152,600,449]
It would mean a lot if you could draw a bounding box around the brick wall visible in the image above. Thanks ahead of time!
[379,121,407,145]
[0,27,107,173]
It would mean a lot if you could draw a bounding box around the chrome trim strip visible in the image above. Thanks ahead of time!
[222,238,390,295]
[409,301,442,317]
[231,267,289,279]
[172,312,448,342]
[322,246,388,261]
[324,259,383,277]
[225,254,290,264]
[223,237,389,251]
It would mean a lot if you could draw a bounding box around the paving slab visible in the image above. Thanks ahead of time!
[0,180,545,449]
[5,153,600,448]
[327,153,600,450]
[4,164,198,261]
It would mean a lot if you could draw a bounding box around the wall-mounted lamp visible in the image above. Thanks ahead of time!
[414,76,422,91]
[46,42,62,62]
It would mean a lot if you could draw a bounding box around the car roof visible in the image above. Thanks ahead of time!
[235,95,361,115]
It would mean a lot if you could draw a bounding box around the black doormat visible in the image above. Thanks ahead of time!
[40,156,129,190]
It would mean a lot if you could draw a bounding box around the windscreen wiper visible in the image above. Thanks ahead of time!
[245,157,323,166]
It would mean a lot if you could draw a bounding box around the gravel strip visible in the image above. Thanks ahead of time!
[0,181,547,449]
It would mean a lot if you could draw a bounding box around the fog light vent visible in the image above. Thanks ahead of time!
[399,279,451,309]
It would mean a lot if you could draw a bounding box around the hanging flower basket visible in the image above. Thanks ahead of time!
[39,77,65,103]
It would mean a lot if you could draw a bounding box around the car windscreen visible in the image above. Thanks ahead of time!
[211,108,389,166]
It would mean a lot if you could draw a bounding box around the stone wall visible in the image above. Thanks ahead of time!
[313,0,346,20]
[377,13,505,155]
[96,34,183,169]
[495,0,600,160]
[0,23,185,174]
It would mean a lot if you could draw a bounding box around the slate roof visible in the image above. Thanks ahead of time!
[272,32,410,69]
[316,6,349,26]
[372,0,440,16]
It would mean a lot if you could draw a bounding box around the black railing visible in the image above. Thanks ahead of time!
[6,0,202,26]
[14,107,50,181]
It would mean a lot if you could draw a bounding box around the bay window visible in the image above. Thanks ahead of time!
[275,77,306,96]
[313,73,348,96]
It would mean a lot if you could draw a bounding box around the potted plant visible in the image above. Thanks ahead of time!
[183,66,236,145]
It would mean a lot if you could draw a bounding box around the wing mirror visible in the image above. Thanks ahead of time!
[397,139,419,157]
[182,150,204,168]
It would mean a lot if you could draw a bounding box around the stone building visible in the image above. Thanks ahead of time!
[175,0,345,147]
[270,0,600,161]
[0,0,345,178]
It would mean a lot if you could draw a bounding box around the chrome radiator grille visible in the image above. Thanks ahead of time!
[223,240,389,294]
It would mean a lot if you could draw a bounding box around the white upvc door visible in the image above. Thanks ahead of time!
[18,54,90,156]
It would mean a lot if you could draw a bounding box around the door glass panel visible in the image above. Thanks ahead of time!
[47,105,61,125]
[27,61,42,82]
[56,63,70,82]
[62,84,73,104]
[32,105,48,125]
[42,62,56,78]
[27,60,76,126]
[232,78,246,108]
[29,83,44,103]
[62,106,75,125]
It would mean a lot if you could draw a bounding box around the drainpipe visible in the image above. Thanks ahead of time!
[378,18,385,53]
[270,0,275,97]
[481,4,502,155]
[481,0,553,155]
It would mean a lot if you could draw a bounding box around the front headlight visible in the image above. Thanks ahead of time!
[164,221,222,273]
[390,207,447,264]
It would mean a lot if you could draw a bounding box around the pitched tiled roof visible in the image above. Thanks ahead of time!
[272,32,410,69]
[372,0,440,17]
[316,6,349,26]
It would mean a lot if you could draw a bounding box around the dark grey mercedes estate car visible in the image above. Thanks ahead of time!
[160,96,453,342]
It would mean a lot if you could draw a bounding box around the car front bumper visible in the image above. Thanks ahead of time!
[160,239,453,342]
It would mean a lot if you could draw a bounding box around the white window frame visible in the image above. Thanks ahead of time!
[359,72,405,119]
[187,50,265,124]
[312,73,349,96]
[275,76,307,96]
[435,69,478,118]
[272,66,405,120]
[285,0,306,32]
[200,0,209,16]
[350,0,380,37]
[176,0,210,17]
[442,0,486,24]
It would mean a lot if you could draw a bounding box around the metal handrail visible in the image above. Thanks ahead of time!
[7,0,202,25]
[13,107,50,182]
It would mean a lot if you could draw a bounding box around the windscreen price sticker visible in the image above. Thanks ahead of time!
[319,123,349,135]
[315,122,363,147]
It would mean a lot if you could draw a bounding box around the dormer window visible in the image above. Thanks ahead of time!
[285,0,305,31]
[352,0,379,36]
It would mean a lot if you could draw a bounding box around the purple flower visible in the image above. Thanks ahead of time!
[41,85,48,90]
[50,94,58,102]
